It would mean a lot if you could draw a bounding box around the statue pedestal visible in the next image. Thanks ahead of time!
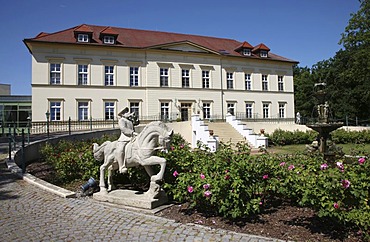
[93,189,168,209]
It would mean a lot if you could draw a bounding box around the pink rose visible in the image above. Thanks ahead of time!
[187,186,194,193]
[200,173,205,179]
[279,162,286,166]
[173,170,179,177]
[204,191,212,197]
[262,174,268,180]
[342,179,351,189]
[358,157,366,165]
[334,203,339,209]
[288,165,295,170]
[203,184,210,190]
[320,163,328,170]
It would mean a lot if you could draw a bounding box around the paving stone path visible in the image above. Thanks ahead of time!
[0,159,282,242]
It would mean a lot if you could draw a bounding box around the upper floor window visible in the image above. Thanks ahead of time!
[227,72,234,89]
[103,36,115,44]
[202,70,210,88]
[105,66,114,86]
[78,64,88,85]
[262,74,268,91]
[260,50,268,58]
[160,102,170,121]
[78,101,89,121]
[243,49,251,56]
[182,69,190,88]
[130,67,139,87]
[50,101,61,121]
[77,34,89,43]
[245,74,252,90]
[278,76,284,91]
[50,63,61,85]
[160,68,169,87]
[105,101,115,120]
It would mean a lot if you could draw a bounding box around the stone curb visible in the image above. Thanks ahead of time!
[6,156,76,198]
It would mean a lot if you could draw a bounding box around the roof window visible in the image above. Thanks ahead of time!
[77,34,89,43]
[103,35,115,44]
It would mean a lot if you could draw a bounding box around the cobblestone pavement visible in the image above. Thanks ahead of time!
[0,160,282,242]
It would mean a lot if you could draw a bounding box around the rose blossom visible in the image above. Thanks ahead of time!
[358,157,366,165]
[262,174,269,180]
[320,163,328,170]
[203,184,211,190]
[200,173,205,179]
[173,170,179,177]
[288,165,295,170]
[204,191,212,197]
[336,162,344,170]
[334,203,339,209]
[187,186,194,193]
[279,162,286,166]
[342,179,351,189]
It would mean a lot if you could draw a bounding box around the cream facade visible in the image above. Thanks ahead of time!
[25,25,297,122]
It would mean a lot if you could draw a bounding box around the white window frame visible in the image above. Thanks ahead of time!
[182,69,190,88]
[78,64,88,85]
[160,68,169,87]
[245,73,252,90]
[202,70,210,88]
[103,36,115,44]
[279,103,285,118]
[243,49,251,56]
[78,101,89,121]
[130,102,140,118]
[50,101,61,121]
[246,103,253,119]
[50,63,61,85]
[263,103,270,119]
[278,75,284,91]
[77,34,89,43]
[227,72,234,89]
[262,74,268,91]
[160,102,170,120]
[105,66,114,86]
[227,103,235,115]
[130,67,139,87]
[104,101,115,120]
[202,103,211,119]
[260,50,268,58]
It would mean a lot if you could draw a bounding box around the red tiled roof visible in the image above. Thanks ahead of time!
[24,24,297,63]
[253,43,271,52]
[235,41,254,51]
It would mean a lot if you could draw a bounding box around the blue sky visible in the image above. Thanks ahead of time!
[0,0,360,95]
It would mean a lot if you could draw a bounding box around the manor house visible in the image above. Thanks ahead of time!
[24,24,298,122]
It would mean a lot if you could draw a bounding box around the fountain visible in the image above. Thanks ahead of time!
[306,83,343,159]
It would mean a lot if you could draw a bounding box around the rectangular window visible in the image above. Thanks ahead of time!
[50,63,61,85]
[246,103,253,118]
[130,67,139,87]
[263,103,269,118]
[262,74,268,91]
[245,74,251,90]
[130,102,140,118]
[202,70,210,88]
[78,64,88,85]
[160,102,169,120]
[105,102,115,120]
[227,103,235,115]
[227,72,234,89]
[105,66,114,86]
[243,49,251,56]
[182,69,190,88]
[279,103,285,118]
[103,36,115,44]
[160,68,169,87]
[78,102,89,121]
[260,50,268,57]
[278,76,284,91]
[50,101,61,121]
[77,34,89,42]
[203,103,211,119]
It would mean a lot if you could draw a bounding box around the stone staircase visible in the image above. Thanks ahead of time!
[206,122,246,144]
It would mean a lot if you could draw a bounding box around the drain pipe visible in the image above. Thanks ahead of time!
[220,58,224,120]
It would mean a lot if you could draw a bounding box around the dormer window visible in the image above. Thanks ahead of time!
[260,50,268,58]
[77,34,89,43]
[103,36,115,44]
[242,49,251,56]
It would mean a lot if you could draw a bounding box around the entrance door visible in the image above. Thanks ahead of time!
[180,103,192,121]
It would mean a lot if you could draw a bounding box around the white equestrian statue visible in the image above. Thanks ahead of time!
[93,121,173,193]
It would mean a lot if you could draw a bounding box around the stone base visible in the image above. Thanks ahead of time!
[93,189,168,209]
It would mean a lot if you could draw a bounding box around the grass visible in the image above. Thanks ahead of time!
[269,143,370,155]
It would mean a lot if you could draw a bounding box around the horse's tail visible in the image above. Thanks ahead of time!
[92,141,110,161]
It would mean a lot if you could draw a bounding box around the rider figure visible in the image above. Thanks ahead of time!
[116,107,137,174]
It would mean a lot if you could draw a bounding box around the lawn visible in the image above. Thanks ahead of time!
[269,143,370,155]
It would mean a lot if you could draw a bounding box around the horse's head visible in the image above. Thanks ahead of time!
[159,129,174,152]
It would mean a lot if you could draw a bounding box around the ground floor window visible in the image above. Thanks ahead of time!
[130,102,140,117]
[50,101,61,121]
[203,103,211,119]
[160,102,169,120]
[279,103,285,118]
[246,103,253,118]
[105,102,115,120]
[263,103,269,118]
[227,103,235,115]
[78,102,89,121]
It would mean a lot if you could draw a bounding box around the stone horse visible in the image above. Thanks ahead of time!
[93,121,173,193]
